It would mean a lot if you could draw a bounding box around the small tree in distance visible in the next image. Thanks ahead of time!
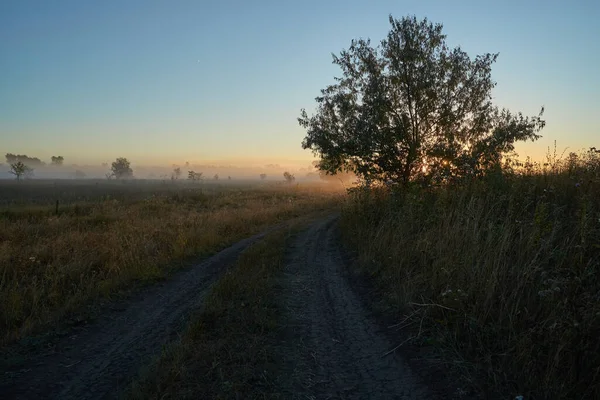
[299,15,545,185]
[188,170,203,182]
[172,167,182,180]
[260,173,267,180]
[110,157,133,179]
[283,171,295,184]
[51,156,64,166]
[9,161,33,181]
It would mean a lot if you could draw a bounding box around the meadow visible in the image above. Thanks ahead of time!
[3,151,599,399]
[0,179,342,345]
[341,150,600,398]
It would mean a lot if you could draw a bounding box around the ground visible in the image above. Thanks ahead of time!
[0,212,445,399]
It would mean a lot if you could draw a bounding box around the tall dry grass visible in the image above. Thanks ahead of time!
[0,182,341,344]
[341,150,600,398]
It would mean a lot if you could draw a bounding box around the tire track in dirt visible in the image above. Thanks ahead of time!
[0,227,280,400]
[276,215,434,399]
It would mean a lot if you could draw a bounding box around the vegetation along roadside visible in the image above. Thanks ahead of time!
[340,156,600,399]
[0,182,342,345]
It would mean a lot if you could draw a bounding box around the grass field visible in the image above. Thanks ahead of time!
[340,159,600,398]
[0,179,342,345]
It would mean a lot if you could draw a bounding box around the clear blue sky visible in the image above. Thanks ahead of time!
[1,0,598,166]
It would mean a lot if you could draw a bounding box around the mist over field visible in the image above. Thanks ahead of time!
[0,157,331,182]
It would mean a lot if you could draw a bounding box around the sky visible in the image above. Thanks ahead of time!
[1,0,598,167]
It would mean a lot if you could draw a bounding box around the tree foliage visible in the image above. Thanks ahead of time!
[260,173,267,180]
[299,15,545,185]
[110,157,133,179]
[5,153,44,167]
[51,156,64,166]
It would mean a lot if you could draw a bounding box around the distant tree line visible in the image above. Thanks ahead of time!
[5,153,43,181]
[5,153,65,167]
[6,153,45,167]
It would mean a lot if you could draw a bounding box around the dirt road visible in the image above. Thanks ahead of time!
[275,215,433,399]
[1,216,435,399]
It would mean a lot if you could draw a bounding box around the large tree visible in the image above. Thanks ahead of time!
[299,15,545,185]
